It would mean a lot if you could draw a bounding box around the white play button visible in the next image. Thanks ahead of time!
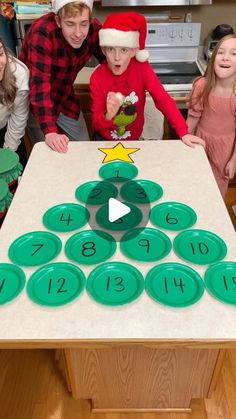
[108,198,131,222]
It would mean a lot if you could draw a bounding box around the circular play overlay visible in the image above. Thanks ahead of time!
[204,261,236,305]
[77,176,152,241]
[86,262,144,306]
[96,202,143,231]
[27,262,85,307]
[0,263,26,305]
[145,262,205,307]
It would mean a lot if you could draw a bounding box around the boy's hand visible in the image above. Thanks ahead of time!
[181,134,206,148]
[45,132,69,153]
[105,92,124,120]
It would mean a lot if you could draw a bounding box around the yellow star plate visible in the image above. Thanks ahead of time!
[99,142,140,163]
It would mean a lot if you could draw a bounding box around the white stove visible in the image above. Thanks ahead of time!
[146,22,205,98]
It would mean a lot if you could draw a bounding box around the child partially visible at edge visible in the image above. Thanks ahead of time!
[0,37,29,167]
[187,34,236,198]
[90,11,205,148]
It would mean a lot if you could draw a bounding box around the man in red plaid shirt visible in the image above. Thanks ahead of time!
[20,0,104,152]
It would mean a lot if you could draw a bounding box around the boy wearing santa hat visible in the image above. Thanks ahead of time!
[90,11,205,148]
[20,0,104,152]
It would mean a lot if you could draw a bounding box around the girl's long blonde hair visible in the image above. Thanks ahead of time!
[0,37,17,108]
[188,34,236,109]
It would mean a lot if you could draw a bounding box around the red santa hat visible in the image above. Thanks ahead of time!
[99,12,149,63]
[52,0,93,14]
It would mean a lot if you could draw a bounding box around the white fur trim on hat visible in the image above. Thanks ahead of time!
[135,49,149,62]
[99,29,139,49]
[52,0,93,13]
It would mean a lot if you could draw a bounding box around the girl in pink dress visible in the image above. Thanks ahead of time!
[187,34,236,198]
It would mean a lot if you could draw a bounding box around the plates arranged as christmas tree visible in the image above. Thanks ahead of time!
[4,143,234,311]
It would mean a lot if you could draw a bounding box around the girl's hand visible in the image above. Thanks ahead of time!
[45,132,69,153]
[105,92,124,120]
[225,159,236,179]
[181,134,206,148]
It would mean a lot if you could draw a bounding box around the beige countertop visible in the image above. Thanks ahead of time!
[0,141,235,343]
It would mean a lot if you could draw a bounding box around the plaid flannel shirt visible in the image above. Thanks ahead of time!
[20,12,104,135]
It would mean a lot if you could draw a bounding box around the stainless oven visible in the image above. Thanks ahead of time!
[146,22,205,107]
[102,0,212,6]
[141,22,205,139]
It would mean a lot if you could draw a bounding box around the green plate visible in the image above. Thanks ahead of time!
[8,231,62,266]
[27,262,85,306]
[0,179,12,213]
[96,202,143,231]
[0,179,9,201]
[99,162,138,182]
[0,148,19,173]
[173,229,227,265]
[145,262,205,307]
[65,230,116,265]
[87,262,144,306]
[120,227,171,262]
[0,148,22,186]
[150,202,197,231]
[0,263,26,305]
[204,261,236,305]
[120,180,163,204]
[75,181,118,205]
[43,203,89,232]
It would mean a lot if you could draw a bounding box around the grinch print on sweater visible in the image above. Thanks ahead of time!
[111,91,138,140]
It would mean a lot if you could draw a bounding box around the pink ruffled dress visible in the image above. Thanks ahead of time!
[188,77,236,197]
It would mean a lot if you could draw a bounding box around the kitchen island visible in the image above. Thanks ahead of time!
[0,141,236,414]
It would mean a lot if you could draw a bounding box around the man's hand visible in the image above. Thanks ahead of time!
[181,134,206,148]
[45,132,69,153]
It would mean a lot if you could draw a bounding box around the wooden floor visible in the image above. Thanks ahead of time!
[0,348,236,419]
